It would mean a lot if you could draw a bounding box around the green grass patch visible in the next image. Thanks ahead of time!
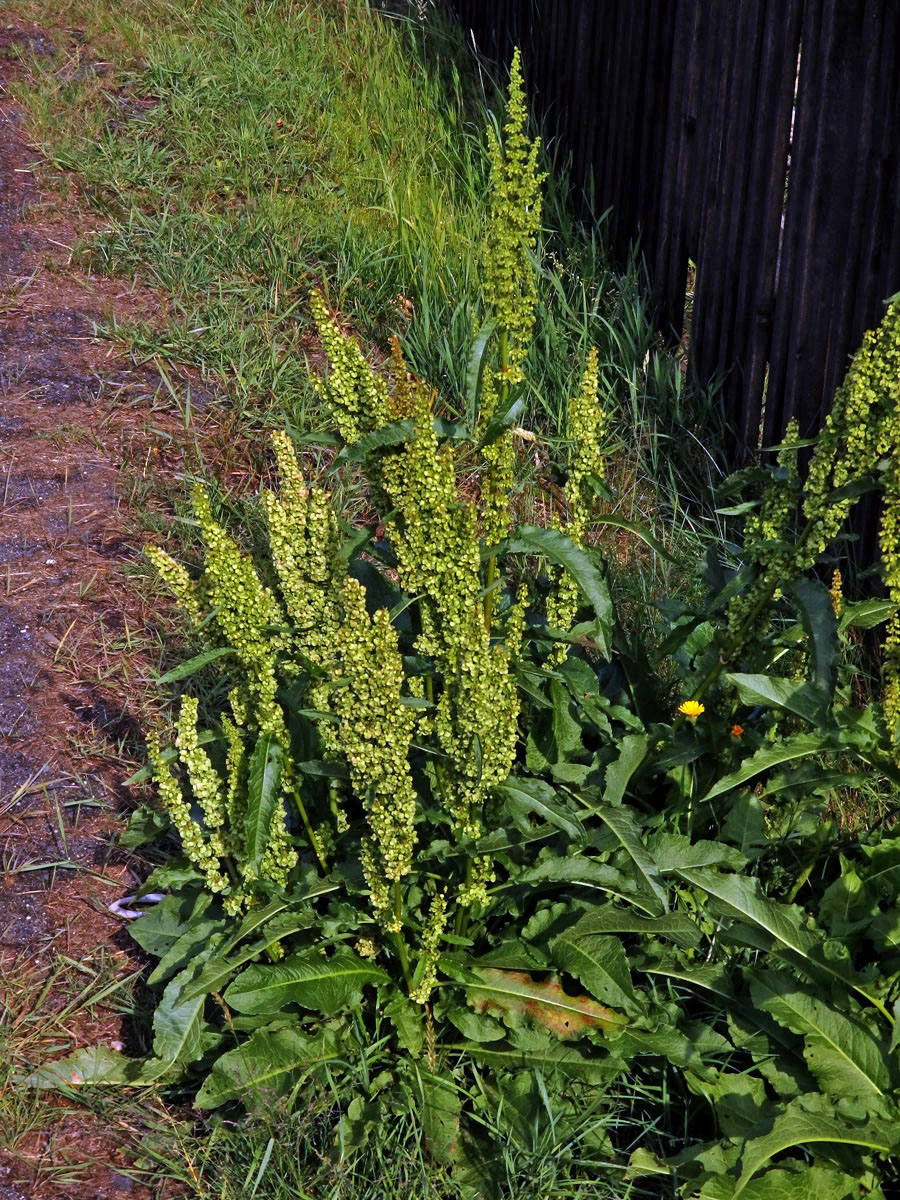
[14,0,724,570]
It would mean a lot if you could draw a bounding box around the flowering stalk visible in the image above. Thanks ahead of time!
[480,48,545,630]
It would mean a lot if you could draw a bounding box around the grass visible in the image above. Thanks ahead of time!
[13,0,727,567]
[123,1032,652,1200]
[0,941,143,1186]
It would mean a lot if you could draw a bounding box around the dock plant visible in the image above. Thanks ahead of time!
[34,58,900,1200]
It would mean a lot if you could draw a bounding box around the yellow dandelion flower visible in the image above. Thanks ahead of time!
[677,700,705,721]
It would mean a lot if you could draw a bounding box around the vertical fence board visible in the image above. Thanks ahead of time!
[444,0,900,472]
[732,0,803,448]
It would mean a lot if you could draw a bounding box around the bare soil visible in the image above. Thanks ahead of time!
[0,20,211,1198]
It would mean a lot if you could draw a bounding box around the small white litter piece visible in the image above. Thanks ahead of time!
[108,893,166,920]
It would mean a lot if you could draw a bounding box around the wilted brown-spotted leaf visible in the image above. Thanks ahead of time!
[467,968,629,1040]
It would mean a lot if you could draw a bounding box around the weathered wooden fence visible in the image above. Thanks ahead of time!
[447,0,900,455]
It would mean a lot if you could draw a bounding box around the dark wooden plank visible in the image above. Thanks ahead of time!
[637,1,677,264]
[571,1,599,190]
[594,2,621,229]
[732,0,803,449]
[688,0,734,379]
[820,3,882,416]
[853,0,900,336]
[694,0,759,396]
[764,0,829,441]
[654,0,703,336]
[778,0,866,439]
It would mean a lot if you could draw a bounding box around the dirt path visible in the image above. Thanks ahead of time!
[0,21,203,1198]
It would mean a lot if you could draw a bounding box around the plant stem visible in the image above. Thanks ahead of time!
[392,880,413,991]
[454,854,474,938]
[483,329,510,634]
[425,675,450,811]
[292,788,328,871]
[484,556,498,633]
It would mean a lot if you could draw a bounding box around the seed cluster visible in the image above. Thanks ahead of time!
[331,579,418,927]
[727,421,802,636]
[547,348,605,658]
[482,47,545,390]
[310,291,388,443]
[410,891,448,1005]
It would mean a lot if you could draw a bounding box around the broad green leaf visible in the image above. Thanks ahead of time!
[733,1096,900,1195]
[550,680,585,759]
[729,1165,867,1200]
[151,971,207,1069]
[118,805,170,848]
[649,831,747,874]
[859,838,900,902]
[466,318,497,432]
[477,381,527,450]
[432,417,469,441]
[335,1095,383,1156]
[513,856,657,910]
[384,991,424,1056]
[839,597,896,631]
[195,1024,342,1109]
[467,967,629,1038]
[595,805,667,915]
[583,506,678,563]
[727,1009,815,1099]
[213,881,338,960]
[219,897,290,953]
[570,907,701,949]
[625,1147,671,1178]
[417,1067,461,1165]
[550,931,638,1014]
[27,1046,144,1089]
[676,868,888,1013]
[725,673,829,725]
[473,941,550,970]
[337,418,415,462]
[750,970,892,1098]
[442,1036,621,1084]
[602,734,649,806]
[180,913,317,1003]
[147,915,227,985]
[628,1140,742,1183]
[135,858,204,896]
[720,792,767,853]
[447,1006,506,1043]
[559,656,600,699]
[156,647,234,685]
[710,1072,770,1139]
[245,734,283,876]
[224,947,389,1016]
[294,758,350,779]
[701,734,836,801]
[128,890,212,959]
[759,767,868,799]
[504,525,612,657]
[676,869,823,958]
[639,958,735,1003]
[786,577,837,696]
[514,856,622,889]
[495,778,585,841]
[609,1024,719,1075]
